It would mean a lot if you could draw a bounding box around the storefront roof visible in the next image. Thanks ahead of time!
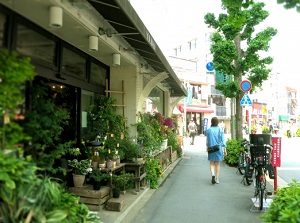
[88,0,187,97]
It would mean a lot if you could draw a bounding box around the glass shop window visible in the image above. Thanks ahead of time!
[16,24,55,67]
[145,86,164,113]
[61,47,86,80]
[90,62,107,86]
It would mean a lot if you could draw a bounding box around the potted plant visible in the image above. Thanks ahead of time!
[250,125,257,134]
[88,169,109,190]
[68,159,92,187]
[111,171,134,198]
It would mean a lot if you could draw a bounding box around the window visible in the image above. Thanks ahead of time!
[16,23,55,67]
[61,47,86,80]
[90,62,107,86]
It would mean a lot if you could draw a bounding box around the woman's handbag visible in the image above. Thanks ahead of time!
[207,145,220,154]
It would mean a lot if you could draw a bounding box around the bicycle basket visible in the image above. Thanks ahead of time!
[250,145,272,165]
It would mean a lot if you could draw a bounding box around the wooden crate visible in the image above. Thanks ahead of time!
[69,185,110,211]
[106,196,125,212]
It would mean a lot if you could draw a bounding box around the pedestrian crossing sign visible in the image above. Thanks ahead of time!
[240,93,252,106]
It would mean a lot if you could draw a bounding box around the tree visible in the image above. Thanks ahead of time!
[222,0,300,13]
[204,2,277,139]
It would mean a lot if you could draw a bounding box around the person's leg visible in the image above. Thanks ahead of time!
[210,161,216,184]
[215,161,220,183]
[192,133,195,144]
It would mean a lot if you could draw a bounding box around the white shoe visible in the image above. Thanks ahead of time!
[216,179,219,184]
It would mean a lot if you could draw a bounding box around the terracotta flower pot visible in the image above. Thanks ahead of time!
[72,174,85,187]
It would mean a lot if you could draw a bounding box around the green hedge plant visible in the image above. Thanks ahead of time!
[223,138,246,165]
[261,179,300,223]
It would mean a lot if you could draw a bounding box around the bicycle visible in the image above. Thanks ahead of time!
[249,143,274,211]
[237,140,253,185]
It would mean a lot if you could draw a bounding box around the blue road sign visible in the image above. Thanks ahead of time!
[240,93,252,106]
[206,62,214,71]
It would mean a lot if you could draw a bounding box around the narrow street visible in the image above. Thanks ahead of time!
[121,136,267,223]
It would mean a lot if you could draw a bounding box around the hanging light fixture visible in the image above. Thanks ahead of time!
[112,53,120,66]
[49,6,63,28]
[89,36,98,51]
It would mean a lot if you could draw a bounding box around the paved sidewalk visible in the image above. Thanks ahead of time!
[98,135,284,223]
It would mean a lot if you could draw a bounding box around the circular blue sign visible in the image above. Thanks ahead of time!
[206,62,214,71]
[240,80,252,92]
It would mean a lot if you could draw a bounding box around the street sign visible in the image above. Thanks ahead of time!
[271,137,281,167]
[215,70,231,83]
[240,80,252,92]
[206,62,214,71]
[184,89,193,105]
[240,93,252,106]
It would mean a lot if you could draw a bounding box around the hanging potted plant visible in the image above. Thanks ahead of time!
[68,159,92,187]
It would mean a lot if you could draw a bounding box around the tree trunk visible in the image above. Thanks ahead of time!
[235,93,244,139]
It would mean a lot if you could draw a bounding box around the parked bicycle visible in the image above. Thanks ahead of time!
[248,134,275,211]
[237,140,253,185]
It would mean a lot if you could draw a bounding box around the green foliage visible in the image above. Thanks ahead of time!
[296,128,300,137]
[167,130,183,157]
[111,171,134,191]
[262,125,270,133]
[68,159,92,175]
[88,169,109,182]
[19,80,76,175]
[145,158,163,189]
[250,125,257,134]
[118,137,140,162]
[85,95,126,142]
[0,150,100,222]
[0,49,35,113]
[223,138,245,165]
[277,0,300,12]
[261,179,300,223]
[0,49,36,150]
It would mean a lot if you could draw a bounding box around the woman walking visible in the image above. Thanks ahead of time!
[206,117,227,184]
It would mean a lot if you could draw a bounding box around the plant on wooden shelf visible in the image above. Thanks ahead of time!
[88,169,109,190]
[84,95,127,144]
[111,171,135,198]
[68,159,92,175]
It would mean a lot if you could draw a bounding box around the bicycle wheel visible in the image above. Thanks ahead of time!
[245,176,253,185]
[237,156,245,175]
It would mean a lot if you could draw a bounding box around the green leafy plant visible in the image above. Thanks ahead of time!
[0,151,100,222]
[261,179,300,223]
[0,49,36,150]
[223,138,245,165]
[145,158,163,189]
[68,159,92,175]
[250,125,257,134]
[88,169,109,182]
[111,171,134,191]
[167,130,183,157]
[262,125,270,133]
[85,95,127,142]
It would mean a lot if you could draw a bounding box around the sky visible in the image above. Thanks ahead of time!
[129,0,300,88]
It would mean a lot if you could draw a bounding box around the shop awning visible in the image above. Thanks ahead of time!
[88,0,187,97]
[178,105,214,113]
[278,115,289,121]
